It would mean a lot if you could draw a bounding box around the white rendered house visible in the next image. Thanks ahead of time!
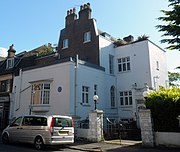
[9,4,168,132]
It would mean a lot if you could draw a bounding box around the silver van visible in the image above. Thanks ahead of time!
[1,115,74,150]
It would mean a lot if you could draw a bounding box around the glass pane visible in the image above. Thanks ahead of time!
[120,97,124,105]
[123,63,126,71]
[54,117,72,127]
[118,64,122,72]
[129,97,132,105]
[127,62,130,70]
[125,97,128,105]
[44,83,50,89]
[85,93,88,103]
[82,93,85,103]
[118,59,121,63]
[124,91,128,96]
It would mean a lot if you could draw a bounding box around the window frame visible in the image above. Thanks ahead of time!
[118,57,131,72]
[109,55,114,74]
[62,39,68,49]
[82,86,89,104]
[31,82,51,105]
[119,91,133,106]
[83,31,91,43]
[6,58,14,69]
[156,61,159,70]
[94,84,98,95]
[110,86,115,108]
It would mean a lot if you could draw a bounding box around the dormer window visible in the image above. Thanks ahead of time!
[62,39,68,49]
[6,58,14,69]
[84,31,91,43]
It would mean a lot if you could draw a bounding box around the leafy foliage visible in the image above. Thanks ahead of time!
[156,0,180,51]
[145,87,180,132]
[136,35,149,42]
[168,71,180,87]
[38,45,53,56]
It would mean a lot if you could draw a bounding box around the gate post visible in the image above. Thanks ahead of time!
[88,110,104,142]
[139,109,154,147]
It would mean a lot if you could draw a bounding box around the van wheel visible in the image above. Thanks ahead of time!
[2,133,9,144]
[34,136,44,150]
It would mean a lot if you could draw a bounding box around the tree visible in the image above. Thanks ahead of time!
[168,71,180,86]
[156,0,180,51]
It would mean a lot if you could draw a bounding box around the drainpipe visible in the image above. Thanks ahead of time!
[74,54,78,118]
[16,69,22,111]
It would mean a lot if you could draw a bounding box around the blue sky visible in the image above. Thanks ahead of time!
[0,0,179,71]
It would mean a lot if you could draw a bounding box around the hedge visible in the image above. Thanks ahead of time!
[145,87,180,132]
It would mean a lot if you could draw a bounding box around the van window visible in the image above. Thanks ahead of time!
[54,117,72,127]
[22,117,47,126]
[10,117,22,127]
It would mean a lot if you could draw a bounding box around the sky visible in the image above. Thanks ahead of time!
[0,0,179,72]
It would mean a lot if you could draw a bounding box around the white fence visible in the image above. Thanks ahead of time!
[155,132,180,147]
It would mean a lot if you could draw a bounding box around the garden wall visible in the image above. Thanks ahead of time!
[155,132,180,147]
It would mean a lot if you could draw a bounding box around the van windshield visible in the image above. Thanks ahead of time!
[54,117,72,127]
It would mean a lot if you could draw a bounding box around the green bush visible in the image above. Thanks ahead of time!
[145,87,180,132]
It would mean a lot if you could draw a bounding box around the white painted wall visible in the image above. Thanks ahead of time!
[99,35,119,119]
[115,40,151,90]
[155,132,180,147]
[11,59,114,121]
[74,62,118,120]
[148,41,168,90]
[12,62,73,118]
[99,35,115,73]
[114,40,168,120]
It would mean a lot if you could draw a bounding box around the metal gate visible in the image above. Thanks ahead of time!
[105,118,141,141]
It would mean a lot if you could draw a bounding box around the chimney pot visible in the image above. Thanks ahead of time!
[70,9,73,14]
[84,4,87,9]
[80,5,83,10]
[67,10,70,15]
[73,7,76,13]
[87,3,90,8]
[10,44,14,50]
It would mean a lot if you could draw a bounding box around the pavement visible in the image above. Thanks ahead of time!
[65,139,142,152]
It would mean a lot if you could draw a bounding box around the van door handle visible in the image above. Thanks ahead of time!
[17,127,23,129]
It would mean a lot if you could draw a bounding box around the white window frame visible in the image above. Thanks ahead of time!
[94,84,98,95]
[31,82,51,105]
[109,55,114,74]
[118,57,131,72]
[84,31,91,43]
[110,86,115,108]
[62,39,68,49]
[156,61,159,70]
[6,58,14,69]
[119,91,132,106]
[82,86,89,104]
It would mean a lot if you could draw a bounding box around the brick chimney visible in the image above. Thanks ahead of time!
[79,3,92,20]
[7,44,16,58]
[65,7,77,27]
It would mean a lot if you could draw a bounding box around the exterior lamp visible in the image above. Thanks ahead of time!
[93,95,99,110]
[143,90,149,100]
[143,89,153,100]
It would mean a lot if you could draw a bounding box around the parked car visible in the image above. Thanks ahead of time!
[1,115,74,150]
